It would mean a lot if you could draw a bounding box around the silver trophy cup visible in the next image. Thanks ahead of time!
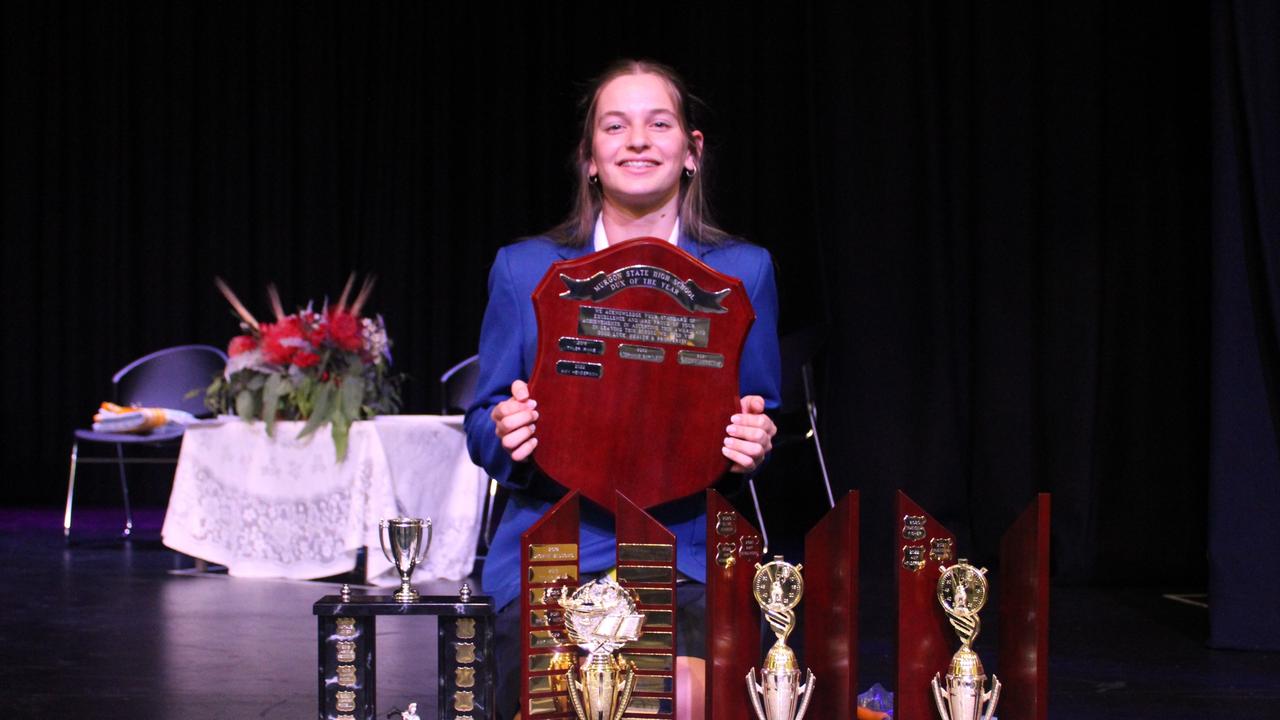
[931,559,1001,720]
[746,557,816,720]
[378,517,432,602]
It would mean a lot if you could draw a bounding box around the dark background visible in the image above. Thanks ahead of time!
[0,1,1235,604]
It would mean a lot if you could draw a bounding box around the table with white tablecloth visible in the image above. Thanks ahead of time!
[161,415,487,585]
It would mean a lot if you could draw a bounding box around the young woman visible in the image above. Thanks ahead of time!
[464,59,781,720]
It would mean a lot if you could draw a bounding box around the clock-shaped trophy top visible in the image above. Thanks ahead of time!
[936,558,989,618]
[752,556,805,612]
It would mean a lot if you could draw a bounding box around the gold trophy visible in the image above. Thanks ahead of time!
[746,556,815,720]
[559,577,646,720]
[378,517,432,602]
[931,559,1001,720]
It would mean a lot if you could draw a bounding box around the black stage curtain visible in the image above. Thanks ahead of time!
[2,3,1209,585]
[1209,0,1280,651]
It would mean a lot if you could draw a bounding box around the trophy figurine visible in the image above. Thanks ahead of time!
[378,517,432,602]
[746,556,815,720]
[931,559,1002,720]
[558,577,646,720]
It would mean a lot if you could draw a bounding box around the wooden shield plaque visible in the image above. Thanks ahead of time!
[528,237,754,509]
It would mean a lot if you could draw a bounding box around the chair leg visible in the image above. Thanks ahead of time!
[64,440,79,539]
[802,363,836,508]
[747,477,770,556]
[116,443,133,538]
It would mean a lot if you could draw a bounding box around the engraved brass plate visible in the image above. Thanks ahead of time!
[618,344,665,363]
[629,631,674,649]
[530,608,565,627]
[529,630,565,648]
[529,564,578,584]
[902,545,927,572]
[335,691,356,713]
[634,675,674,693]
[528,674,569,693]
[454,690,475,712]
[335,617,356,638]
[621,653,674,671]
[529,544,579,562]
[642,610,673,627]
[528,651,576,672]
[555,360,602,379]
[455,617,476,639]
[739,534,763,559]
[617,543,675,563]
[336,665,357,687]
[528,695,571,715]
[621,696,674,715]
[617,565,674,583]
[716,541,737,569]
[579,305,711,347]
[716,512,738,536]
[532,587,566,606]
[633,588,672,605]
[930,537,955,562]
[455,666,476,688]
[558,336,605,355]
[677,349,725,368]
[335,640,356,663]
[903,514,927,541]
[454,642,476,664]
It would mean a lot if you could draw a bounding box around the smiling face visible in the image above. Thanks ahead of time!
[587,72,703,217]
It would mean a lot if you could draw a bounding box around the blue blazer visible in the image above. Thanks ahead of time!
[464,233,782,611]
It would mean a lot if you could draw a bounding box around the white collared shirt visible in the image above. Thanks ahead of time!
[592,214,681,252]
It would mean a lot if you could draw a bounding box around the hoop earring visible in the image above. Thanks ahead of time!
[683,167,696,179]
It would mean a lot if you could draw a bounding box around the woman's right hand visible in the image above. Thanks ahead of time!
[491,379,538,462]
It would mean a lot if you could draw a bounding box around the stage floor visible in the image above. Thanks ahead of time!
[6,508,1276,719]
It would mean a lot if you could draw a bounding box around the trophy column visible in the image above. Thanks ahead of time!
[521,492,582,719]
[615,492,678,718]
[802,490,860,720]
[997,494,1051,720]
[705,490,765,719]
[894,491,956,720]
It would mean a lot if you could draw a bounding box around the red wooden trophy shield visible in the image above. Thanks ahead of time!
[527,237,754,509]
[894,491,956,720]
[804,490,860,720]
[704,489,765,719]
[998,494,1051,720]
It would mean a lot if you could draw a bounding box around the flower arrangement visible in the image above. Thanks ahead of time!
[206,274,403,460]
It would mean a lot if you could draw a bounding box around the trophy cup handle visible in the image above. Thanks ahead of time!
[745,670,767,720]
[610,663,637,720]
[930,673,951,720]
[415,518,433,565]
[793,668,816,720]
[566,665,587,720]
[378,519,394,564]
[981,675,1002,720]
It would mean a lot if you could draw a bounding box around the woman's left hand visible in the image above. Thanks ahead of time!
[723,395,777,473]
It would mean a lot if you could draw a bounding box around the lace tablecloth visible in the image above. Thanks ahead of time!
[161,415,487,584]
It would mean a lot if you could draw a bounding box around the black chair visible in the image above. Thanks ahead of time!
[64,344,227,539]
[440,355,505,553]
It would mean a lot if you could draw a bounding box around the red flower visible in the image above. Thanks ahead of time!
[227,335,257,357]
[261,317,306,365]
[292,350,321,369]
[326,309,363,352]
